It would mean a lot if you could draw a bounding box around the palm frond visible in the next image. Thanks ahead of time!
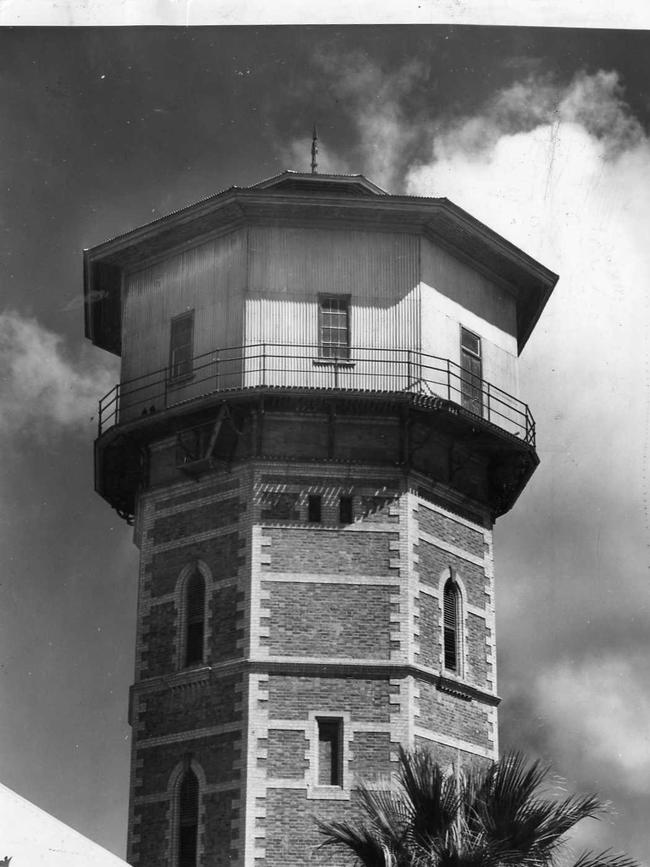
[570,850,641,867]
[314,748,637,867]
[316,816,392,866]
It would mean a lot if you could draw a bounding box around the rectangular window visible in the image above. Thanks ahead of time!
[170,311,195,381]
[339,495,353,524]
[308,494,322,523]
[317,718,343,786]
[319,296,350,360]
[460,326,483,416]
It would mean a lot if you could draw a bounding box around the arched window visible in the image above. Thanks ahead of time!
[177,769,199,867]
[443,578,461,673]
[185,570,205,667]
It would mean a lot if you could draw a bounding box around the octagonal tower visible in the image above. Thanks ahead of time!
[85,171,557,867]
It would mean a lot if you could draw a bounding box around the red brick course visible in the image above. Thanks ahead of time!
[139,674,242,739]
[148,497,243,545]
[135,732,241,796]
[350,731,394,783]
[267,675,395,722]
[203,790,241,867]
[262,789,361,867]
[144,532,245,597]
[465,613,492,688]
[263,730,310,778]
[417,593,440,668]
[263,582,393,659]
[417,505,484,556]
[141,601,177,677]
[417,680,491,749]
[131,801,169,865]
[417,539,489,608]
[265,527,397,575]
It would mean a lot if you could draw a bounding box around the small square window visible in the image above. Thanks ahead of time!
[317,718,343,786]
[339,496,353,524]
[308,495,322,523]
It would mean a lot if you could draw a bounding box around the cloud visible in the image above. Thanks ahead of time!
[536,654,650,795]
[397,69,650,856]
[0,311,118,439]
[280,53,431,191]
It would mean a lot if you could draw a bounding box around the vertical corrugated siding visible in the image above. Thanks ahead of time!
[420,236,520,432]
[244,226,421,390]
[120,229,246,416]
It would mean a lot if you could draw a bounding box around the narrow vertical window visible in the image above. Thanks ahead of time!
[443,578,460,673]
[178,770,199,867]
[308,494,322,523]
[170,311,195,380]
[185,571,205,667]
[319,296,350,359]
[317,718,343,786]
[460,327,482,416]
[339,495,353,524]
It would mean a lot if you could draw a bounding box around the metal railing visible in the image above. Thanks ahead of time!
[97,343,535,445]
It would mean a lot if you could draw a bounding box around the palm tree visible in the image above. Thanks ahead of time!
[317,748,637,867]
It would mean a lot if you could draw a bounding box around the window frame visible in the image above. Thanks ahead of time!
[307,494,322,523]
[307,711,350,800]
[184,570,206,668]
[441,571,465,678]
[177,769,200,867]
[176,562,210,671]
[168,760,205,867]
[169,310,195,383]
[318,295,351,361]
[339,495,353,525]
[459,325,483,416]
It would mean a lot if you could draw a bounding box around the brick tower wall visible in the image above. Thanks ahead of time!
[127,413,497,867]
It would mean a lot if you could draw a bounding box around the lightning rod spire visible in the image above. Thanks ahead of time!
[311,125,318,174]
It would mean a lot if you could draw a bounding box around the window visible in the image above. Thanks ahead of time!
[443,578,461,673]
[308,494,322,523]
[170,311,195,381]
[317,718,343,786]
[319,296,350,359]
[177,770,199,867]
[339,495,353,524]
[185,570,205,667]
[460,326,482,416]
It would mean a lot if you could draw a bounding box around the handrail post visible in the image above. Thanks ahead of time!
[215,348,220,390]
[486,381,491,422]
[407,349,411,390]
[261,342,266,386]
[334,359,339,389]
[447,359,451,401]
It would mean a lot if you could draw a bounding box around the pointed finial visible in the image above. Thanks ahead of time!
[311,125,318,174]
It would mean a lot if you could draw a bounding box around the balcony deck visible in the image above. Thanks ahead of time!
[97,343,535,447]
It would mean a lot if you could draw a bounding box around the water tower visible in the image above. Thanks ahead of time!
[84,169,557,866]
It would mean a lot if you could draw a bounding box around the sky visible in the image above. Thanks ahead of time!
[1,18,650,863]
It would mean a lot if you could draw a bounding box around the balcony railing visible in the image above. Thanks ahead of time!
[97,343,535,445]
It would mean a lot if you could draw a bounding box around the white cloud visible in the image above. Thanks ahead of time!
[537,654,650,795]
[0,311,118,438]
[280,53,429,191]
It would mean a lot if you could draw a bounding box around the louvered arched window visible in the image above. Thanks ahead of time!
[443,578,461,673]
[177,769,199,867]
[185,571,206,667]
